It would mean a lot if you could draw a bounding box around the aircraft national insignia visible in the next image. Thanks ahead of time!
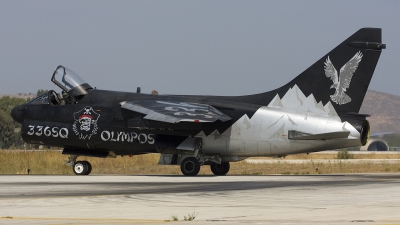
[324,51,363,105]
[73,106,100,140]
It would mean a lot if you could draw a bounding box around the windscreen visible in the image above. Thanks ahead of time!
[27,92,49,105]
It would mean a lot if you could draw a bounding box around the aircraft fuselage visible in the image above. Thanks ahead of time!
[17,89,362,158]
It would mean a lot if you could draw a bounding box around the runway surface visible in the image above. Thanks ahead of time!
[1,174,400,224]
[246,158,400,164]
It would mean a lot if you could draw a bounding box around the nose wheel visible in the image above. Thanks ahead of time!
[73,161,92,175]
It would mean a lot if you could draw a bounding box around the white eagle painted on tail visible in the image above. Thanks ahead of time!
[324,51,363,105]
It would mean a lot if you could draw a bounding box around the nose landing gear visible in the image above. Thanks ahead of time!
[65,155,92,175]
[73,161,92,175]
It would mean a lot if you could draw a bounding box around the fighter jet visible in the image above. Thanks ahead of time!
[11,28,385,176]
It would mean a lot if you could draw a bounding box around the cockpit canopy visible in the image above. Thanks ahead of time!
[27,66,92,106]
[51,65,92,97]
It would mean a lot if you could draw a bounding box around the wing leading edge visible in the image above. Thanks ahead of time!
[121,100,232,123]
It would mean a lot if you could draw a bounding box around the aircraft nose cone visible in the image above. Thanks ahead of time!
[11,105,25,124]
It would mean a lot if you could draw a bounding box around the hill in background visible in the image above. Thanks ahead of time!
[360,90,400,133]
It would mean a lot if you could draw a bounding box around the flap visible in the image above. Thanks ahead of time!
[121,100,231,123]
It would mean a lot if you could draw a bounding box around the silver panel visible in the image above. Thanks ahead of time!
[245,140,258,155]
[198,85,361,157]
[257,141,271,156]
[229,139,245,153]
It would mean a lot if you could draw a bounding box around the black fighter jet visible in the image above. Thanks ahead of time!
[11,28,385,176]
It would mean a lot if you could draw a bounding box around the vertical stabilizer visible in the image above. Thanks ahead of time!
[239,28,385,119]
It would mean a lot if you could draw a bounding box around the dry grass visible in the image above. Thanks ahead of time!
[284,152,400,160]
[233,160,400,175]
[1,150,400,175]
[0,150,180,175]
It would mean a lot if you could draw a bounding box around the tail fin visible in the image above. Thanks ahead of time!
[239,28,385,118]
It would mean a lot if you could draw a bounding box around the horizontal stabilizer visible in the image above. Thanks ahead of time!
[121,100,231,123]
[288,130,350,140]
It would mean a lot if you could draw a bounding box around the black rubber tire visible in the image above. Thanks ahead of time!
[73,161,89,175]
[82,161,92,175]
[210,162,230,176]
[180,157,200,176]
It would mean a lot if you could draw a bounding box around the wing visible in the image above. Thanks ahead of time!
[339,51,363,90]
[324,56,338,84]
[121,100,232,123]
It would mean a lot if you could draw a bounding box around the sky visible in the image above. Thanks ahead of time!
[0,1,399,96]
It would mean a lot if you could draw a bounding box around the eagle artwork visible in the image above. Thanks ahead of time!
[324,51,363,105]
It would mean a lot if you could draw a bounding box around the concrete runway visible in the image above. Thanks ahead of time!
[246,159,400,164]
[1,174,400,225]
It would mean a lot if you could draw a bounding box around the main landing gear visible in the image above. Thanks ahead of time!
[179,157,230,176]
[65,155,92,175]
[210,162,230,176]
[180,157,201,176]
[158,139,232,176]
[170,153,229,176]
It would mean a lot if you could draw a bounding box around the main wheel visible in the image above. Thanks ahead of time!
[73,161,91,175]
[210,162,230,176]
[180,157,200,176]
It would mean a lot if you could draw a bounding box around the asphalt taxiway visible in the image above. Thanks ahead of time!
[1,174,400,225]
